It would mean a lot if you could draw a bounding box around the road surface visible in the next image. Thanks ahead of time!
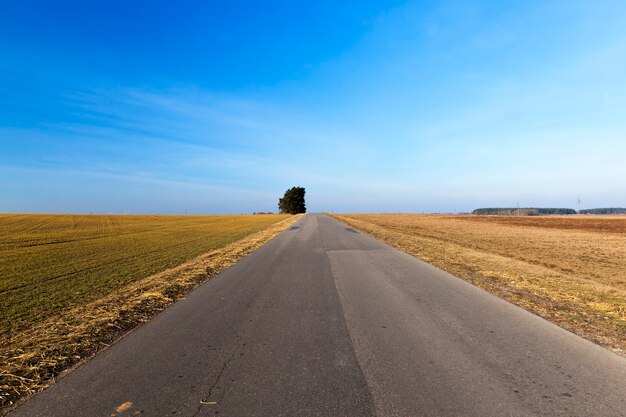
[10,213,626,416]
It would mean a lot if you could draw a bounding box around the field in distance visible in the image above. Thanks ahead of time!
[331,214,626,353]
[0,213,298,410]
[0,213,290,338]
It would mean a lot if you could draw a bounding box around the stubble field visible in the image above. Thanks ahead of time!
[0,213,296,410]
[331,214,626,354]
[0,214,290,336]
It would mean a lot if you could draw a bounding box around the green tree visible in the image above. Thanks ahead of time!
[278,187,306,214]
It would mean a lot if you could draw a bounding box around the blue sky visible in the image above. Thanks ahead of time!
[1,0,625,213]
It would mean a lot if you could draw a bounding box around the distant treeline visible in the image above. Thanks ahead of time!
[579,208,626,215]
[472,208,577,216]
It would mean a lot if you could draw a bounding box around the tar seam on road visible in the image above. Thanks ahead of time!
[319,224,376,410]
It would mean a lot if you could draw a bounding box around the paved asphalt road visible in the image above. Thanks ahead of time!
[10,213,626,417]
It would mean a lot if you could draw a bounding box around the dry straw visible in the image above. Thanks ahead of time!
[331,214,626,355]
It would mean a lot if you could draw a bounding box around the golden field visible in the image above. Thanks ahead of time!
[331,214,626,354]
[0,214,289,336]
[0,213,297,410]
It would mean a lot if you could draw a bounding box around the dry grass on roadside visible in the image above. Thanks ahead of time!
[330,214,626,355]
[0,214,291,337]
[0,214,301,413]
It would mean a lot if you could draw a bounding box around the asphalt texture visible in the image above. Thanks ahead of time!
[9,213,626,417]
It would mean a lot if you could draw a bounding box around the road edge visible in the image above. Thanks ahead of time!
[0,214,302,415]
[327,213,625,358]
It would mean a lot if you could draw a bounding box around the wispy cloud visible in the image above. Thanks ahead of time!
[1,85,398,210]
[2,0,626,213]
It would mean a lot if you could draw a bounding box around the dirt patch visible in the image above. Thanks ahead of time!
[462,214,626,234]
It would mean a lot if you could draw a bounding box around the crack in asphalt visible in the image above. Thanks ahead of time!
[192,343,242,417]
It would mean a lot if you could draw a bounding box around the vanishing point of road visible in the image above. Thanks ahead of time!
[10,214,626,417]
